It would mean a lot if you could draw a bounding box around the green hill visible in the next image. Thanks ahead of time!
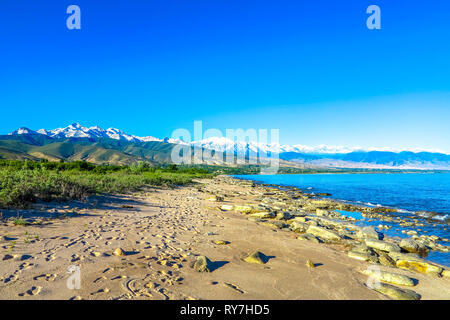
[0,135,177,165]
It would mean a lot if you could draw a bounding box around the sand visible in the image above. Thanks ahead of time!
[0,176,449,300]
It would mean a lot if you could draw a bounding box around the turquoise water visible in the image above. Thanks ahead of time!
[234,173,450,267]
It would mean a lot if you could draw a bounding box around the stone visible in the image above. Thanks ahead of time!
[310,200,331,209]
[113,248,125,256]
[357,226,381,240]
[307,225,341,242]
[289,221,309,233]
[371,283,420,300]
[220,205,234,211]
[396,259,443,275]
[351,244,373,255]
[348,251,378,263]
[306,259,315,268]
[399,238,428,255]
[305,220,318,226]
[399,238,419,253]
[244,251,268,264]
[291,216,307,222]
[261,220,287,229]
[275,211,292,220]
[247,217,264,223]
[315,209,329,216]
[233,205,254,214]
[297,233,320,243]
[214,240,229,245]
[388,252,443,275]
[365,239,401,253]
[193,256,213,272]
[207,196,224,202]
[377,251,397,267]
[250,211,275,219]
[442,269,450,279]
[362,269,415,286]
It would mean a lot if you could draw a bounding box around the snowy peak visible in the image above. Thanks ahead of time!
[16,123,162,143]
[9,127,41,136]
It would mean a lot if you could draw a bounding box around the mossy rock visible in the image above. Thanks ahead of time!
[244,251,269,264]
[371,283,420,300]
[193,256,213,272]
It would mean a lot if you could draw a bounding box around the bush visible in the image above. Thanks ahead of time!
[0,160,212,208]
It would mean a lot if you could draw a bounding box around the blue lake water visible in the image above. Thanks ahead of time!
[234,173,450,267]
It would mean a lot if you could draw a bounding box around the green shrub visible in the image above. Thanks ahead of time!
[0,160,212,208]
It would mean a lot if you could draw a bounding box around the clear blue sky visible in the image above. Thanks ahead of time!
[1,0,449,152]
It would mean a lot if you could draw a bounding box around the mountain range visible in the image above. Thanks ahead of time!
[3,123,450,170]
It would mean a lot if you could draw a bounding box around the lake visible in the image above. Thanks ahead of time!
[234,173,450,267]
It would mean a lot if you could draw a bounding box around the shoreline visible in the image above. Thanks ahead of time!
[232,173,450,217]
[0,176,449,300]
[231,175,450,267]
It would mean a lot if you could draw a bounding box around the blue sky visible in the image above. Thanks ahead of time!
[1,0,449,152]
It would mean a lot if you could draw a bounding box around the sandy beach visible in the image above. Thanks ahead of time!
[0,175,449,300]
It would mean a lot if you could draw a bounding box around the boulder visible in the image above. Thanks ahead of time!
[291,216,307,223]
[357,226,382,240]
[350,244,373,255]
[207,195,224,202]
[113,248,125,256]
[315,209,329,216]
[307,225,342,242]
[193,256,213,272]
[261,220,287,229]
[297,233,321,243]
[220,205,234,211]
[244,251,268,264]
[371,283,421,300]
[214,240,229,245]
[362,269,415,286]
[275,211,292,220]
[306,259,316,268]
[376,251,397,267]
[289,221,309,233]
[442,269,450,279]
[348,251,378,263]
[233,205,254,214]
[250,211,275,219]
[388,252,443,275]
[399,238,428,255]
[290,211,307,217]
[365,239,401,253]
[310,200,331,209]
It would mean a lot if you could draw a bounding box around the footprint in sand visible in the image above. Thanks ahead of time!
[18,286,42,296]
[93,276,107,283]
[4,273,19,284]
[45,254,56,262]
[90,288,110,295]
[33,274,56,281]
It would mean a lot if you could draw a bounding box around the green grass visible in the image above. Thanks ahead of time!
[0,160,212,209]
[13,217,28,226]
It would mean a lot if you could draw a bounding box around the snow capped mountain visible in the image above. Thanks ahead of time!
[7,123,450,169]
[189,138,450,155]
[9,127,40,136]
[10,123,162,143]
